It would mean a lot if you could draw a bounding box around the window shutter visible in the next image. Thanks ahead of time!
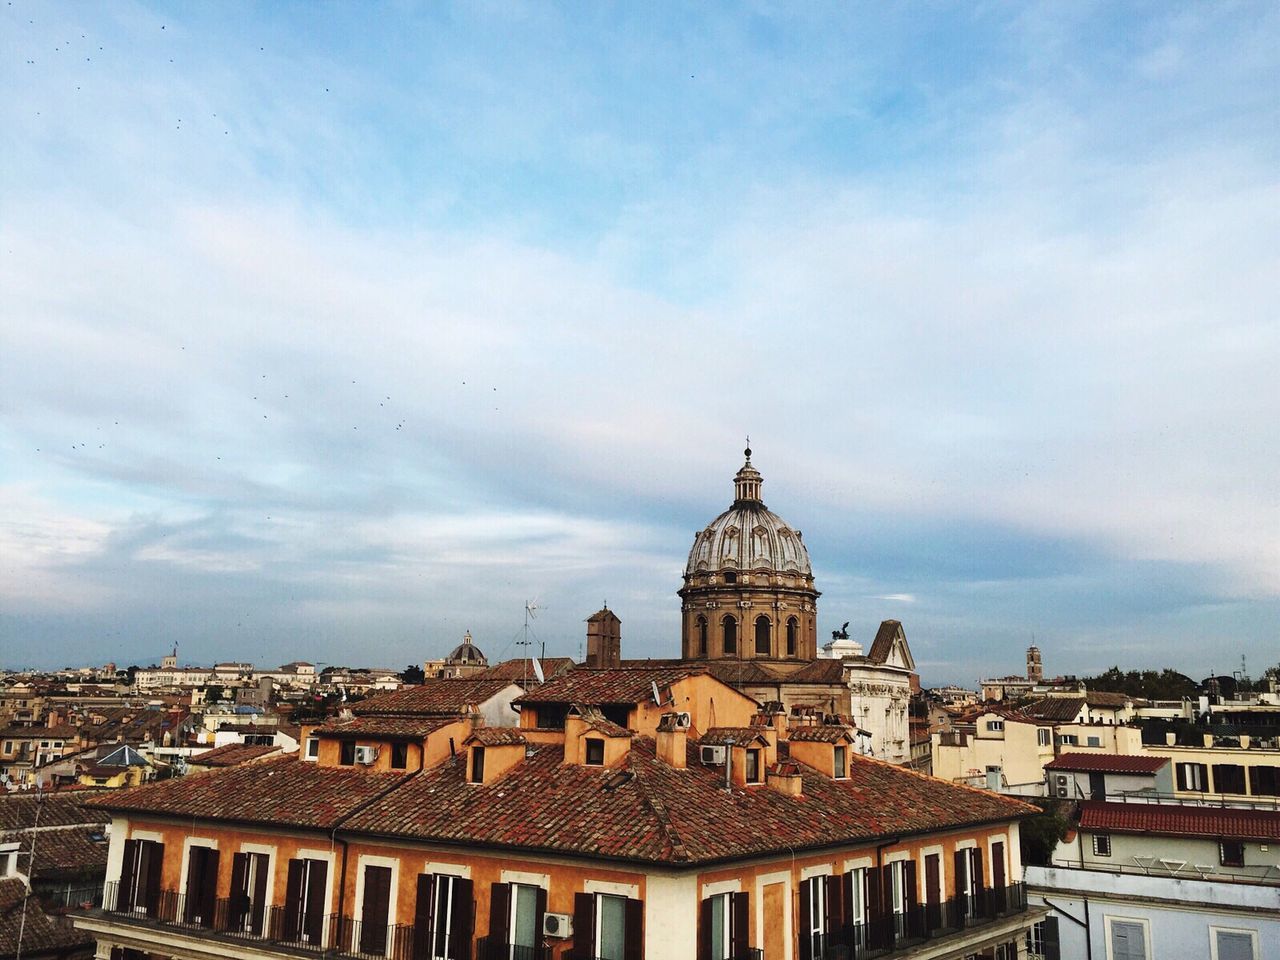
[841,871,856,926]
[305,860,328,946]
[250,854,270,935]
[487,883,510,944]
[144,842,164,917]
[284,859,305,940]
[199,849,220,928]
[413,874,433,960]
[731,892,749,957]
[117,839,139,911]
[534,886,548,946]
[797,881,812,960]
[183,847,203,923]
[360,866,393,954]
[698,897,713,960]
[824,873,843,932]
[952,850,965,899]
[229,852,249,929]
[970,848,986,917]
[904,860,917,910]
[924,854,940,905]
[623,897,644,960]
[450,878,474,960]
[1042,916,1061,960]
[865,866,882,921]
[992,842,1005,891]
[571,892,595,960]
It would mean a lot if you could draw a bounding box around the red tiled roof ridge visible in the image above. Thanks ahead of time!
[629,759,691,862]
[847,751,1042,817]
[1043,753,1168,773]
[1079,800,1280,842]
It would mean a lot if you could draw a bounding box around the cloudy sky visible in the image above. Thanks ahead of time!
[2,3,1277,683]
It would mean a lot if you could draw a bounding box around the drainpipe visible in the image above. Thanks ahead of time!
[332,825,350,925]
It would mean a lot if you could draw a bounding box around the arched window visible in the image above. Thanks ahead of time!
[786,617,798,656]
[755,616,771,656]
[697,616,708,657]
[722,615,737,655]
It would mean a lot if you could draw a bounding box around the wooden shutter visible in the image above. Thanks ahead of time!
[824,873,843,933]
[952,850,965,899]
[250,854,270,935]
[865,867,881,921]
[698,897,713,960]
[284,859,305,940]
[571,892,595,960]
[731,892,748,958]
[487,883,510,943]
[992,841,1006,913]
[229,852,249,929]
[970,848,985,917]
[924,855,939,905]
[144,841,164,917]
[450,878,474,960]
[184,847,203,923]
[189,847,218,927]
[1042,916,1061,960]
[413,873,433,960]
[117,839,139,912]
[360,865,393,954]
[623,897,644,960]
[534,886,548,948]
[304,860,328,945]
[797,881,812,960]
[904,860,917,910]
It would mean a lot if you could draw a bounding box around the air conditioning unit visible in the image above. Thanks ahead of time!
[700,745,727,765]
[1055,774,1069,798]
[543,912,574,938]
[354,745,379,765]
[673,712,692,730]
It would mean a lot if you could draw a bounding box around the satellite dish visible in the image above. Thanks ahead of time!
[651,681,662,706]
[532,658,545,683]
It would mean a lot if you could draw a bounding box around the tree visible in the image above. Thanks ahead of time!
[1019,799,1072,867]
[401,664,425,685]
[203,684,225,703]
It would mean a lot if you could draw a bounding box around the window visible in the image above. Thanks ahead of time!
[724,571,737,585]
[802,876,827,958]
[1177,762,1209,792]
[697,616,708,657]
[1108,918,1149,960]
[535,704,569,731]
[1220,840,1245,867]
[1213,764,1247,795]
[786,617,798,656]
[596,894,628,960]
[1027,918,1060,960]
[340,740,356,766]
[1092,834,1112,857]
[230,850,271,934]
[1037,729,1051,746]
[745,748,761,784]
[359,864,393,955]
[1087,736,1101,747]
[416,873,473,960]
[722,616,737,655]
[469,747,485,784]
[282,857,328,943]
[391,743,408,770]
[888,860,914,938]
[702,892,733,960]
[834,745,847,779]
[1059,734,1078,746]
[572,891,640,960]
[118,838,164,917]
[493,882,544,954]
[986,720,1005,732]
[585,738,605,766]
[1250,765,1280,797]
[1,742,11,754]
[754,616,771,656]
[1212,928,1259,960]
[305,738,319,760]
[183,845,221,927]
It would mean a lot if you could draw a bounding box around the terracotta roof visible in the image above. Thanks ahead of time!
[471,658,576,682]
[0,824,109,880]
[514,665,707,707]
[0,876,93,955]
[785,659,848,684]
[1043,753,1168,774]
[699,727,768,747]
[1079,800,1280,842]
[85,755,407,830]
[1084,691,1133,708]
[344,738,1035,866]
[1021,697,1086,722]
[0,793,109,831]
[188,743,282,767]
[465,727,527,747]
[352,679,515,717]
[788,725,857,744]
[866,620,902,664]
[315,716,457,740]
[701,661,785,686]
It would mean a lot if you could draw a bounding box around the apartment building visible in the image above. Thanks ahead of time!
[74,668,1043,960]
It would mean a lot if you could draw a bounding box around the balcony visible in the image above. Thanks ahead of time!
[807,884,1029,960]
[81,883,416,960]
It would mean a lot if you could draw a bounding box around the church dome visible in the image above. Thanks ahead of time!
[447,632,486,664]
[684,447,812,578]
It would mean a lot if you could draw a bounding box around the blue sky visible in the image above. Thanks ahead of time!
[2,2,1277,683]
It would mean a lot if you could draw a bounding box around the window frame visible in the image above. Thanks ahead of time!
[1106,916,1151,960]
[1220,840,1245,867]
[469,746,486,784]
[584,738,605,766]
[1209,926,1259,960]
[745,748,761,784]
[390,742,409,770]
[722,615,738,655]
[754,615,771,656]
[1092,833,1112,857]
[339,740,356,766]
[305,738,319,760]
[833,745,848,779]
[593,891,629,960]
[1037,729,1051,747]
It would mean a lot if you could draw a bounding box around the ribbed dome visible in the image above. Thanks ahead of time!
[684,449,811,577]
[447,631,486,664]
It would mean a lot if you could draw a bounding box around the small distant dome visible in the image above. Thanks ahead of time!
[684,450,812,578]
[447,631,487,664]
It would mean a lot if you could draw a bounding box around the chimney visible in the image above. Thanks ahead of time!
[656,713,687,769]
[766,760,803,797]
[585,607,622,669]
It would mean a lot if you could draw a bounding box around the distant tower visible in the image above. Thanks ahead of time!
[585,607,622,669]
[162,646,178,670]
[1026,644,1043,683]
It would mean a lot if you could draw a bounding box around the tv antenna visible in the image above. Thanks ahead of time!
[518,600,542,688]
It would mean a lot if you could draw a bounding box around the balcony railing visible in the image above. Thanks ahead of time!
[97,882,415,959]
[806,884,1028,960]
[474,939,552,960]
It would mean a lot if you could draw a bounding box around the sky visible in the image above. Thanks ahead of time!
[1,2,1277,684]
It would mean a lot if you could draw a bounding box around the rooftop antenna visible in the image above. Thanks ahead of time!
[519,600,539,688]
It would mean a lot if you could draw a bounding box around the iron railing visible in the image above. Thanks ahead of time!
[474,939,552,960]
